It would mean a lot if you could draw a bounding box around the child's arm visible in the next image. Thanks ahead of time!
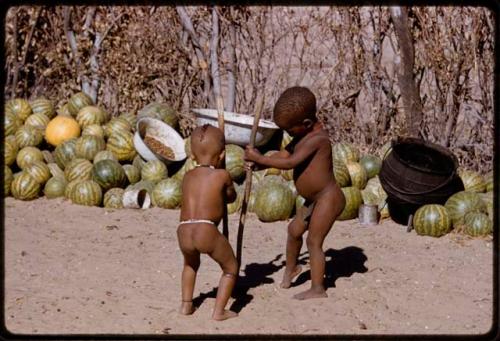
[246,149,290,171]
[245,137,319,170]
[223,171,237,203]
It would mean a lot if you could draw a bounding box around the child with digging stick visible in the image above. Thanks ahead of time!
[177,124,238,320]
[244,86,346,300]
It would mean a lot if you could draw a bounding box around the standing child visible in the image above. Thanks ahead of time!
[244,86,346,300]
[177,124,238,320]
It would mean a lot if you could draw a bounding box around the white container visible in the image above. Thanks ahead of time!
[133,117,187,164]
[191,108,279,147]
[122,188,151,209]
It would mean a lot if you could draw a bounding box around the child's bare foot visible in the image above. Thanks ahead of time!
[280,265,302,289]
[179,301,195,315]
[212,310,238,321]
[293,287,328,300]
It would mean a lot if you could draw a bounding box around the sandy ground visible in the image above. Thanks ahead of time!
[4,197,495,336]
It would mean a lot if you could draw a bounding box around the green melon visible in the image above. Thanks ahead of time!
[5,111,21,136]
[47,163,65,179]
[263,150,282,176]
[152,178,182,209]
[119,112,136,129]
[227,184,243,214]
[459,169,486,193]
[69,179,102,206]
[64,179,82,199]
[103,188,125,208]
[54,138,77,169]
[137,102,178,128]
[75,135,106,161]
[333,158,350,187]
[378,141,392,160]
[76,105,108,127]
[4,136,19,167]
[67,92,93,116]
[172,157,197,181]
[132,155,146,171]
[225,144,246,181]
[359,154,382,179]
[11,171,41,200]
[413,204,451,237]
[332,142,359,163]
[281,131,293,150]
[82,124,105,139]
[30,97,55,119]
[15,125,44,148]
[126,179,156,195]
[141,160,168,183]
[253,180,295,222]
[25,160,51,185]
[281,169,293,181]
[337,186,362,221]
[106,129,137,161]
[5,98,32,122]
[484,171,493,192]
[93,150,118,163]
[25,113,50,129]
[92,159,127,191]
[461,212,492,237]
[64,158,93,182]
[43,176,67,199]
[479,192,493,220]
[295,194,306,212]
[184,138,192,158]
[123,164,141,184]
[56,103,72,117]
[346,161,368,189]
[4,166,13,196]
[444,191,486,226]
[104,117,132,138]
[16,146,44,169]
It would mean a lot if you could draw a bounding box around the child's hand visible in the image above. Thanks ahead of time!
[244,146,261,162]
[244,161,254,172]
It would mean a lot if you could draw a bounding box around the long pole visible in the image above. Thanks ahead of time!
[216,96,229,238]
[236,95,264,270]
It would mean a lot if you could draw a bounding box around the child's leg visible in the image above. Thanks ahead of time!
[208,233,238,321]
[180,250,200,314]
[281,213,307,288]
[294,189,344,300]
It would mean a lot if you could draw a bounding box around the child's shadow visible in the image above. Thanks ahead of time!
[293,246,368,288]
[192,253,288,313]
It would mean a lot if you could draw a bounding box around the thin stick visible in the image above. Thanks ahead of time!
[236,94,265,270]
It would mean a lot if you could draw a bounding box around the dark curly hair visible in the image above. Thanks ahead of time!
[273,86,317,126]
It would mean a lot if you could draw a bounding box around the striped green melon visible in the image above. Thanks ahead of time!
[93,150,117,163]
[333,158,350,187]
[459,169,486,193]
[280,131,293,150]
[76,106,108,127]
[126,180,156,195]
[227,184,243,214]
[11,171,41,200]
[5,111,21,136]
[106,129,137,161]
[337,186,362,221]
[5,98,32,122]
[25,113,50,129]
[4,136,19,166]
[253,179,295,222]
[43,176,67,199]
[479,192,493,220]
[332,142,359,163]
[484,171,493,192]
[25,161,51,185]
[30,97,55,119]
[461,212,492,237]
[64,179,82,199]
[137,102,178,128]
[172,157,197,181]
[42,150,54,164]
[67,92,93,116]
[75,135,106,161]
[379,199,390,219]
[54,138,77,169]
[413,204,451,237]
[361,189,379,205]
[152,178,182,209]
[359,154,382,179]
[263,150,282,176]
[16,146,44,169]
[444,191,486,226]
[295,194,306,212]
[119,112,136,128]
[56,103,72,117]
[282,169,293,181]
[4,166,13,196]
[69,180,102,206]
[132,155,146,170]
[64,158,93,182]
[103,188,125,208]
[104,117,132,138]
[141,160,168,183]
[82,124,105,139]
[47,163,65,179]
[92,159,127,191]
[15,125,44,148]
[346,161,368,189]
[123,164,141,184]
[226,144,245,181]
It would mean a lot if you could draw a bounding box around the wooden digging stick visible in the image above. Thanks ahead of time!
[216,95,229,239]
[236,95,265,270]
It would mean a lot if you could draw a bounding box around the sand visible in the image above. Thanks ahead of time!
[4,197,494,336]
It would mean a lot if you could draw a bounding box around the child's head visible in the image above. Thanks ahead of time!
[273,86,317,136]
[190,124,225,165]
